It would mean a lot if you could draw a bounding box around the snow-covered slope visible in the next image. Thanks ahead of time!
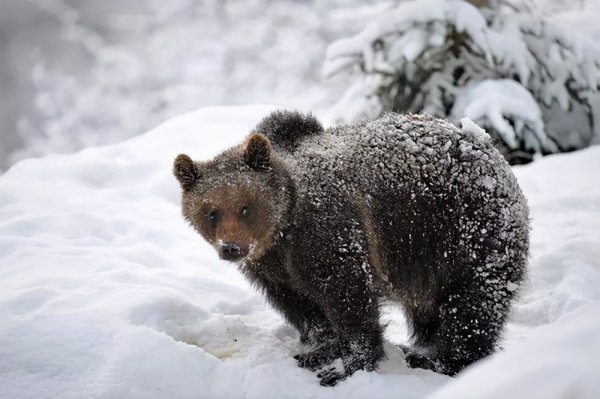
[1,105,599,398]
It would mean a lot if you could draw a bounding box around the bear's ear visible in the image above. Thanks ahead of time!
[244,133,272,170]
[173,154,200,191]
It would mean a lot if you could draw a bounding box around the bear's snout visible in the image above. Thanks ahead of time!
[219,243,247,262]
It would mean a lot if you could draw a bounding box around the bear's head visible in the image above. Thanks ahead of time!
[173,133,292,264]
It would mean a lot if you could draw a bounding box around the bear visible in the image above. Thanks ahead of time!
[173,110,529,386]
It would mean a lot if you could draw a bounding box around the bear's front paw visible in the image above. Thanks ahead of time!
[316,349,382,387]
[316,363,345,387]
[294,345,340,371]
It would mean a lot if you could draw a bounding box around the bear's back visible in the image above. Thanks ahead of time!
[279,112,517,203]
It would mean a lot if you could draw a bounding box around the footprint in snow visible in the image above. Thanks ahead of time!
[129,297,265,360]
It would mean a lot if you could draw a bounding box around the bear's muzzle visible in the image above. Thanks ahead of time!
[219,243,247,262]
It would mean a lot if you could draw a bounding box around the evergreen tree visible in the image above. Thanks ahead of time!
[324,0,600,163]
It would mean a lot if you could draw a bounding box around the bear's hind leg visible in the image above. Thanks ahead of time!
[429,290,500,375]
[401,304,442,372]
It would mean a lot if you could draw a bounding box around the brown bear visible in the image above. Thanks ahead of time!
[173,110,529,386]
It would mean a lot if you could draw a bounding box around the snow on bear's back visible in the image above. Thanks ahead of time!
[315,113,511,197]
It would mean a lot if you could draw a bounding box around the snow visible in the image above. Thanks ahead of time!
[325,0,485,62]
[1,105,600,398]
[453,79,549,151]
[459,117,489,143]
[549,1,600,43]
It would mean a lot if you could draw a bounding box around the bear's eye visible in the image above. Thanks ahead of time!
[208,210,220,225]
[241,206,249,217]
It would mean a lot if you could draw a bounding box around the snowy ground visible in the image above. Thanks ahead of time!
[1,105,599,398]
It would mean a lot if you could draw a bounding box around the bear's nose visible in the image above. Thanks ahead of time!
[219,243,245,261]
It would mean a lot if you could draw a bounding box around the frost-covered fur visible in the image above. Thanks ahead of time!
[174,111,529,386]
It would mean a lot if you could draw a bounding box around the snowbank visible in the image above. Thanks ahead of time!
[1,105,599,398]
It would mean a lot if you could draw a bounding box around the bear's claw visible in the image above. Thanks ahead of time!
[317,367,345,386]
[294,350,337,371]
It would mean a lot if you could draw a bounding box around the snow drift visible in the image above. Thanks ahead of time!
[1,105,599,398]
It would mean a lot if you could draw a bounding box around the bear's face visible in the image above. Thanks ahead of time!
[174,134,290,263]
[182,174,278,262]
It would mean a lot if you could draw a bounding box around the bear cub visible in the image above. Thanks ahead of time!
[173,111,529,386]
